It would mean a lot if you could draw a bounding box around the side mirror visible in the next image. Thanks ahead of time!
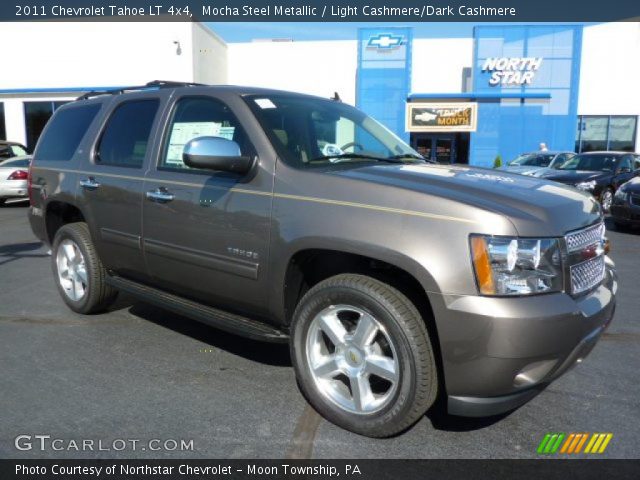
[183,136,253,174]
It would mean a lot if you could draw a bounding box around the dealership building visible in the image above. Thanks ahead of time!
[0,21,638,166]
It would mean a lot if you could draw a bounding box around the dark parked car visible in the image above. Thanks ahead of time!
[503,151,574,176]
[0,141,28,162]
[27,81,616,438]
[611,176,640,230]
[539,151,640,212]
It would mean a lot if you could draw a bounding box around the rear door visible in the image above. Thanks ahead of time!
[77,95,164,279]
[141,92,274,315]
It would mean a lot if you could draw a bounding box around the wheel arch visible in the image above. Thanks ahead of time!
[45,200,87,244]
[279,245,445,395]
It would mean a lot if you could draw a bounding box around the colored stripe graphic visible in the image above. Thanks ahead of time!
[585,433,613,454]
[540,433,613,454]
[537,433,565,454]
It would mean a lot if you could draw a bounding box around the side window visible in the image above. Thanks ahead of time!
[34,104,101,161]
[619,155,633,172]
[634,156,640,170]
[161,97,252,171]
[96,99,159,168]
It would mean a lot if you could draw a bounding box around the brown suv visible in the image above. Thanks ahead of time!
[28,81,616,437]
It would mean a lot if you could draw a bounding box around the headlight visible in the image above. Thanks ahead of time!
[470,235,563,296]
[576,180,596,191]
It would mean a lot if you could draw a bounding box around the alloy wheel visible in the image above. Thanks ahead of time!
[56,238,88,301]
[305,304,400,415]
[601,190,613,212]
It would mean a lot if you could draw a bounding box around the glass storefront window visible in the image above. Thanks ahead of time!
[0,103,6,140]
[576,115,637,153]
[609,117,637,152]
[24,101,69,151]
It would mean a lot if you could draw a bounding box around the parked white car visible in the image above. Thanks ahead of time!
[0,155,31,205]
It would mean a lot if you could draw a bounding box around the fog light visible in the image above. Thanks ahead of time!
[514,360,558,388]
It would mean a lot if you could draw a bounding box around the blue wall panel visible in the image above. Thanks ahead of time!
[471,25,582,167]
[357,28,412,141]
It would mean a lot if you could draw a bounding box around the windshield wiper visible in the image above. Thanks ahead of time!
[311,153,404,164]
[386,153,432,163]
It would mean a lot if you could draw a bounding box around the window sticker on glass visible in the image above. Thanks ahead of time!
[218,126,236,141]
[166,122,221,166]
[255,98,276,109]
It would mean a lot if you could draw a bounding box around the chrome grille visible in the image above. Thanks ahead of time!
[565,222,605,253]
[570,256,605,295]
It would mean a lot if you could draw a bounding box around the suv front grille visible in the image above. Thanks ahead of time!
[570,256,606,295]
[565,222,606,295]
[565,222,605,253]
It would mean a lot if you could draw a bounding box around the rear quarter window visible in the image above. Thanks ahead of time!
[34,104,101,161]
[96,99,159,169]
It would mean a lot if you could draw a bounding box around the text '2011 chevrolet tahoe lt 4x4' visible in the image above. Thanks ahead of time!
[28,81,617,438]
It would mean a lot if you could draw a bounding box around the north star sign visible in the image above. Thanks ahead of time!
[367,33,404,50]
[482,57,543,86]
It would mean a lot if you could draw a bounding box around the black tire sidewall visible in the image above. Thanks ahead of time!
[51,224,97,313]
[291,281,423,436]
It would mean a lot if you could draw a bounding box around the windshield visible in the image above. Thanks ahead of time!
[509,153,555,167]
[559,154,618,172]
[11,145,28,156]
[245,95,425,168]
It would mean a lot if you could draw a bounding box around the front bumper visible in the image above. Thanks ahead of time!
[611,201,640,226]
[430,259,617,417]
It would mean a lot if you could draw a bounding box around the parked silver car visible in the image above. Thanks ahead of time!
[503,151,574,176]
[0,155,31,205]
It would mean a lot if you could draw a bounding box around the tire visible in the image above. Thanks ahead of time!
[600,188,614,213]
[0,198,6,206]
[290,274,438,437]
[51,222,118,314]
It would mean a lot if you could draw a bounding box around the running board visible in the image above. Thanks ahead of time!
[106,275,289,343]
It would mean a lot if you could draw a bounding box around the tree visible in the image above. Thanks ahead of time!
[493,155,503,169]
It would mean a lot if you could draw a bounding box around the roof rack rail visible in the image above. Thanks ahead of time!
[76,80,206,101]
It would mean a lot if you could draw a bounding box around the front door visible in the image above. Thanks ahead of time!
[141,94,274,315]
[412,134,456,164]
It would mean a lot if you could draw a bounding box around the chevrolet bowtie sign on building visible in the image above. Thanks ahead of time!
[367,33,404,50]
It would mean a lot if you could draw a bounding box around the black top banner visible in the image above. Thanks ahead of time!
[4,0,640,22]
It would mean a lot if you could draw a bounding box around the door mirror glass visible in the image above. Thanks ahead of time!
[183,136,253,174]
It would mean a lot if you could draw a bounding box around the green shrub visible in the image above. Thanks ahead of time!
[493,155,503,169]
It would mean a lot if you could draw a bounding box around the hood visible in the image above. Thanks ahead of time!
[621,176,640,192]
[538,170,610,184]
[326,163,602,237]
[502,165,545,176]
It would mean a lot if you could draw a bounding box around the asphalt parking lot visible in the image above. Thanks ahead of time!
[1,201,639,459]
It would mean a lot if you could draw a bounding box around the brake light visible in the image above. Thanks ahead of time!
[8,170,28,180]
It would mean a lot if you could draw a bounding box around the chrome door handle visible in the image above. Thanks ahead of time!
[79,177,100,190]
[146,188,175,203]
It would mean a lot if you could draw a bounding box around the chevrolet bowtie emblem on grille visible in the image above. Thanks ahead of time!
[367,33,404,50]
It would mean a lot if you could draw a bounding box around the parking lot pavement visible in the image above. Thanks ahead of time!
[1,202,639,459]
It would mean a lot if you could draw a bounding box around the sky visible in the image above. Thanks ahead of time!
[205,22,592,43]
[206,22,476,42]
